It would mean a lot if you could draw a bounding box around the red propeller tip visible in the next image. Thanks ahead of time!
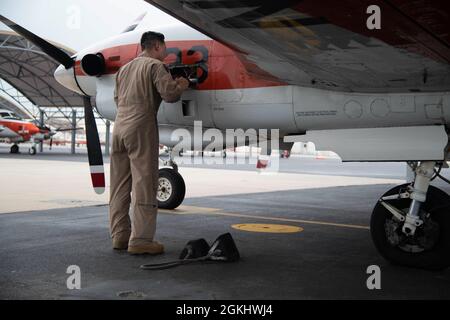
[90,165,105,194]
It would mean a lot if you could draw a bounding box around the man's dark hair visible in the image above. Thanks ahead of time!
[140,31,165,50]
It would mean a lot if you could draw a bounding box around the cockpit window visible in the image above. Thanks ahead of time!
[0,112,21,120]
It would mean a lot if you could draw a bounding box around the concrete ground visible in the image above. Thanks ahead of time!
[1,144,450,299]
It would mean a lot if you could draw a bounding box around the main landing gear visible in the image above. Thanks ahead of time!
[157,149,185,210]
[371,161,450,270]
[10,144,19,154]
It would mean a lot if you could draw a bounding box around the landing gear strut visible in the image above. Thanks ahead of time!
[371,161,450,270]
[157,148,185,209]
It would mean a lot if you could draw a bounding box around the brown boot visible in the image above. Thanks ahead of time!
[128,241,164,255]
[112,238,129,250]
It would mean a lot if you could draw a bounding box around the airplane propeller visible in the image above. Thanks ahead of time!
[83,96,105,194]
[37,124,83,138]
[54,127,84,132]
[0,14,105,194]
[0,15,74,69]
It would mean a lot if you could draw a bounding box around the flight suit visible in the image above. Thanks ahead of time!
[110,52,183,247]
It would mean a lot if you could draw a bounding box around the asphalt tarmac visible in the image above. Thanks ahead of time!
[1,145,449,299]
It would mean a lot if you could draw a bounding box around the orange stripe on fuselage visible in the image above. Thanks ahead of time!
[75,40,286,90]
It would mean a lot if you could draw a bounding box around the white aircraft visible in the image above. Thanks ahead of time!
[0,108,62,154]
[1,0,449,269]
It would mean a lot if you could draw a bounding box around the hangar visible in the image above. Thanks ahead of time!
[0,1,450,302]
[0,30,110,154]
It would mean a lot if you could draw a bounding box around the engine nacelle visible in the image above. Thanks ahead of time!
[81,53,106,76]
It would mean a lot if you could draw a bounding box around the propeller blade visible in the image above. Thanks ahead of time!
[38,125,52,132]
[0,15,74,69]
[56,127,83,132]
[83,96,105,194]
[122,12,147,33]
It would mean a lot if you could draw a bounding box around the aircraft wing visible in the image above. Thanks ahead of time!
[146,0,450,93]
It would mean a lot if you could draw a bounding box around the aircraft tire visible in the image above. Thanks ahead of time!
[157,168,186,210]
[371,183,450,270]
[10,145,19,154]
[29,146,36,155]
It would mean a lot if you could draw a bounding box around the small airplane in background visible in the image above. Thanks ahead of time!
[0,108,79,154]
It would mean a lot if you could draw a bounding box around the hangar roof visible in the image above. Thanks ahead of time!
[0,94,30,119]
[0,30,94,126]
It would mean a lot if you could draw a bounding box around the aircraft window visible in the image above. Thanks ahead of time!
[0,112,10,117]
[3,113,21,120]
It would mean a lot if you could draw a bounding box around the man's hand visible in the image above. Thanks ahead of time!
[176,77,190,91]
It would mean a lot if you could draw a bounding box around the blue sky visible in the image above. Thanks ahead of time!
[1,0,181,51]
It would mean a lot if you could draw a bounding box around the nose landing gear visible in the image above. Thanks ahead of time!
[157,149,185,209]
[10,144,19,154]
[28,145,37,155]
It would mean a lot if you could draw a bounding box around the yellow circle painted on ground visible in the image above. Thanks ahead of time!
[231,223,303,233]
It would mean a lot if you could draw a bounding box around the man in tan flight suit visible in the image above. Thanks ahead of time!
[110,31,189,254]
